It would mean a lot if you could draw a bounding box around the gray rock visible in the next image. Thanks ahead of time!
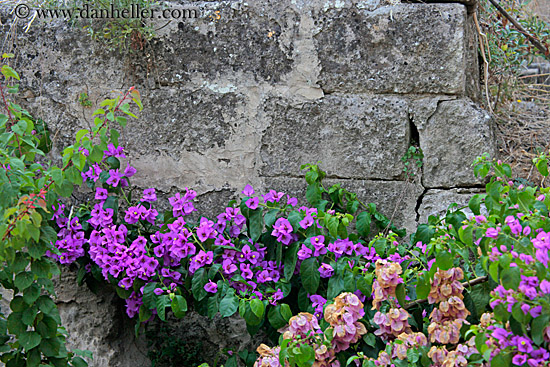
[260,95,410,180]
[417,188,486,224]
[314,3,471,95]
[411,98,495,188]
[54,269,150,367]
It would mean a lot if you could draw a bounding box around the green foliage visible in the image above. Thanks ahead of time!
[0,60,141,366]
[145,324,203,367]
[77,93,92,108]
[34,0,157,51]
[401,146,423,179]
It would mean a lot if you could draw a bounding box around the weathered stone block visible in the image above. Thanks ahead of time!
[54,269,150,367]
[411,98,495,188]
[314,3,470,95]
[148,1,295,85]
[417,188,486,224]
[260,95,410,180]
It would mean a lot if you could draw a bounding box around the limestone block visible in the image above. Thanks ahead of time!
[314,3,470,95]
[260,95,410,180]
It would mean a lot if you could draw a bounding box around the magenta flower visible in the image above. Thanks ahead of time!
[319,263,334,278]
[123,163,137,177]
[104,143,126,158]
[240,263,254,279]
[204,280,218,293]
[106,169,123,187]
[272,218,293,245]
[299,215,314,229]
[287,195,298,207]
[297,244,313,260]
[242,184,255,196]
[512,354,527,366]
[142,188,157,202]
[485,227,499,238]
[95,187,108,201]
[246,197,259,210]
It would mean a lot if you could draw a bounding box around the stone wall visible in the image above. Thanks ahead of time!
[0,0,495,366]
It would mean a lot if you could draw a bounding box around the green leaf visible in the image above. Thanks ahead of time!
[415,273,431,299]
[40,337,61,357]
[357,274,373,298]
[72,356,88,367]
[469,194,482,215]
[89,146,103,163]
[284,243,299,281]
[491,352,511,367]
[20,331,41,350]
[435,250,453,271]
[327,216,339,238]
[219,291,238,318]
[55,180,74,198]
[26,347,41,367]
[306,182,321,206]
[414,224,435,246]
[264,209,279,228]
[207,295,219,319]
[36,315,57,338]
[31,259,51,278]
[536,158,549,177]
[171,295,188,318]
[327,275,344,300]
[305,170,318,185]
[532,315,550,345]
[141,282,158,309]
[356,212,371,238]
[250,298,265,319]
[267,306,287,329]
[280,303,292,321]
[300,257,320,294]
[23,284,41,304]
[75,129,89,143]
[395,283,406,307]
[518,191,534,213]
[10,296,27,313]
[14,272,34,291]
[501,266,520,290]
[373,238,386,256]
[192,268,208,301]
[156,295,170,321]
[248,208,264,242]
[1,65,20,80]
[21,305,38,325]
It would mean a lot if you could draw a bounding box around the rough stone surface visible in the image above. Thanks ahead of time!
[314,3,471,95]
[260,95,410,179]
[54,269,150,367]
[410,98,496,188]
[417,188,486,224]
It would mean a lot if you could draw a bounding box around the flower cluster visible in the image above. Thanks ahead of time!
[371,259,404,310]
[427,268,469,344]
[365,333,428,366]
[482,313,550,367]
[427,339,477,367]
[254,344,287,367]
[46,204,86,264]
[324,293,367,353]
[255,293,367,367]
[372,308,412,341]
